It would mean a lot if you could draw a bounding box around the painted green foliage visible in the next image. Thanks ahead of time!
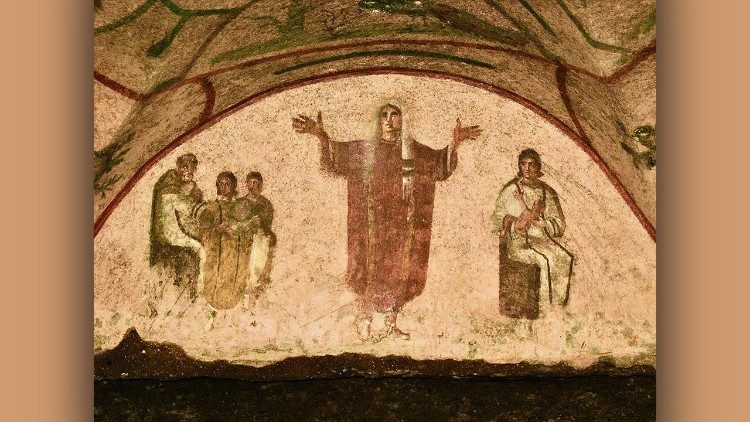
[94,0,250,57]
[357,0,427,17]
[616,6,656,64]
[147,0,248,58]
[358,0,527,45]
[211,0,317,63]
[214,0,527,65]
[632,7,656,38]
[274,49,495,75]
[94,0,158,36]
[95,0,648,71]
[94,133,133,198]
[617,120,656,170]
[516,0,557,37]
[277,0,309,35]
[553,0,628,54]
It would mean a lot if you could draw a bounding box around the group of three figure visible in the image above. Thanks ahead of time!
[292,102,573,341]
[149,155,276,328]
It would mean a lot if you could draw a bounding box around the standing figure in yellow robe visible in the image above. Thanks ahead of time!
[191,171,259,328]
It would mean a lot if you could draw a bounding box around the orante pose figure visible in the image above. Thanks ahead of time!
[491,149,573,310]
[293,103,481,340]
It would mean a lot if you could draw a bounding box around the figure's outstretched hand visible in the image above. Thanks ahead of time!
[292,111,324,137]
[452,117,482,148]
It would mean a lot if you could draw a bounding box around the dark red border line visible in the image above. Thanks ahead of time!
[197,39,565,79]
[556,65,590,144]
[197,78,216,122]
[92,37,657,101]
[93,67,655,242]
[556,65,656,241]
[94,70,144,100]
[194,38,656,86]
[604,39,656,84]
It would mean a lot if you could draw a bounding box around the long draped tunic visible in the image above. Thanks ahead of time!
[193,198,256,310]
[491,178,573,306]
[320,137,457,312]
[234,194,275,294]
[149,169,203,289]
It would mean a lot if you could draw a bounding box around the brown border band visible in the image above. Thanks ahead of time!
[94,70,144,100]
[92,67,656,242]
[95,328,655,380]
[604,39,656,84]
[197,78,215,123]
[556,64,657,240]
[556,65,590,144]
[93,37,657,99]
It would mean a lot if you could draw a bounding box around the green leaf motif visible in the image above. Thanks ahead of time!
[94,133,134,198]
[633,7,656,38]
[148,16,190,58]
[274,49,496,75]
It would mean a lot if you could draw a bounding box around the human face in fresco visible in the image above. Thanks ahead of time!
[246,178,262,196]
[178,162,196,182]
[217,176,234,197]
[380,105,402,141]
[519,157,541,181]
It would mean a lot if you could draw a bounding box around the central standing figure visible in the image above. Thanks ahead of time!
[293,103,481,340]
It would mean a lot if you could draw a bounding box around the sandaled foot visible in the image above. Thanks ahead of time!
[383,311,410,340]
[204,310,217,331]
[356,316,372,341]
[390,326,410,340]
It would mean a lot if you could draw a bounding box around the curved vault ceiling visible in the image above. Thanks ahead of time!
[93,0,656,237]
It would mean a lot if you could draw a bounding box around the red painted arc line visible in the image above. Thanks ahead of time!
[92,67,656,242]
[93,37,657,100]
[196,39,565,80]
[556,65,656,241]
[556,65,590,144]
[604,39,656,84]
[197,78,216,122]
[191,38,657,86]
[94,70,144,100]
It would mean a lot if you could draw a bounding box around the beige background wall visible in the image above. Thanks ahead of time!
[94,75,655,367]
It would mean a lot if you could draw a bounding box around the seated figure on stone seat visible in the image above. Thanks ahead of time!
[491,148,574,313]
[148,153,204,317]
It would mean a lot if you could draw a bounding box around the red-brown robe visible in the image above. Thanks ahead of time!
[320,137,457,313]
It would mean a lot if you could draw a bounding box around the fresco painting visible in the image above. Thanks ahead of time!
[94,76,655,368]
[293,103,481,340]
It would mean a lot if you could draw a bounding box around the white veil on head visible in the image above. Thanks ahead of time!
[368,99,416,201]
[370,99,413,155]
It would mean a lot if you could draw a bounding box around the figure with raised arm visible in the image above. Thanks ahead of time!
[293,103,481,340]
